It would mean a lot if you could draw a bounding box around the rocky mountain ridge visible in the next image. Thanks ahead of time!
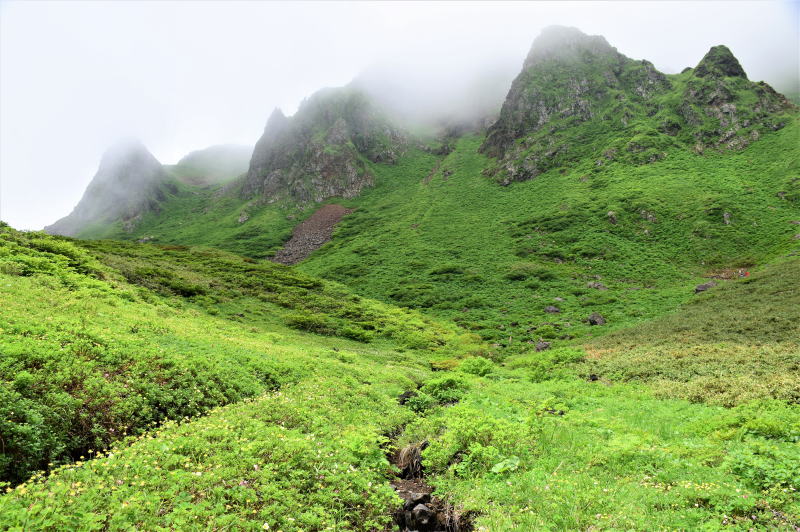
[45,27,796,236]
[481,26,794,184]
[241,87,406,204]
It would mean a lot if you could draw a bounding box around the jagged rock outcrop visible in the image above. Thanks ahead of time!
[242,88,405,203]
[678,45,792,150]
[45,141,173,237]
[481,26,795,184]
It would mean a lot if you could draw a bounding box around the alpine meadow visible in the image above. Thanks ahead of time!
[1,6,799,531]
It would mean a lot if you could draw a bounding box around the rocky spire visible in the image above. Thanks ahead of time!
[45,141,170,236]
[694,45,748,79]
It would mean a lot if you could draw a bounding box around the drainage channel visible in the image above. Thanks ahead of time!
[387,394,473,532]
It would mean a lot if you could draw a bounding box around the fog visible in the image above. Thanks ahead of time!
[1,1,797,230]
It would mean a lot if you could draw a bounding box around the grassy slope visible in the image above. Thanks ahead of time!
[582,257,800,406]
[0,226,476,482]
[299,118,800,350]
[2,227,798,530]
[10,83,798,530]
[89,118,799,358]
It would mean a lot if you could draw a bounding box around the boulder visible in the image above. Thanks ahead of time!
[544,305,561,313]
[412,503,433,528]
[694,281,717,294]
[587,312,606,325]
[535,341,551,352]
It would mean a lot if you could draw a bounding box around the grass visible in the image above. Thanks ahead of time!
[0,225,477,486]
[582,257,800,406]
[1,223,798,529]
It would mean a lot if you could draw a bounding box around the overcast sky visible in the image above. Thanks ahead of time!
[1,1,798,230]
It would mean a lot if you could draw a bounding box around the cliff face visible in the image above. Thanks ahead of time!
[481,26,795,184]
[242,88,405,204]
[45,141,173,237]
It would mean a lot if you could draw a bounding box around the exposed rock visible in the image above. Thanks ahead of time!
[607,211,618,225]
[272,204,353,265]
[587,312,606,325]
[242,88,405,204]
[544,305,561,313]
[587,281,608,290]
[723,212,732,225]
[695,281,717,293]
[640,210,657,223]
[480,27,795,184]
[45,140,172,237]
[237,211,250,224]
[535,341,551,352]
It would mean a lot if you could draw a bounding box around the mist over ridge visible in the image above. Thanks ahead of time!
[1,1,798,229]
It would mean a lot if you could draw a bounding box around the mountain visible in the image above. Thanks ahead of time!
[481,26,794,184]
[7,25,800,531]
[45,140,174,237]
[169,144,252,186]
[242,87,406,203]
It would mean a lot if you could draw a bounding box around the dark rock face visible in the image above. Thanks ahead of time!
[480,26,796,184]
[45,141,171,237]
[481,26,672,183]
[242,88,405,204]
[544,305,561,313]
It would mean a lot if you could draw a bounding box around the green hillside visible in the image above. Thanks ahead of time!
[2,228,799,529]
[9,26,800,531]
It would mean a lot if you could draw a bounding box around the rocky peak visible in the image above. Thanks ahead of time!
[45,141,173,237]
[94,140,164,187]
[694,45,747,79]
[481,27,665,172]
[522,25,619,69]
[480,28,795,185]
[263,108,289,138]
[242,87,405,204]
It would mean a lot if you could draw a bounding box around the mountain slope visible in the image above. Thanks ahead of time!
[481,26,795,184]
[45,141,176,237]
[53,29,799,356]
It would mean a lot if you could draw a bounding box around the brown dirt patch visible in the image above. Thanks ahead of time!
[272,204,352,265]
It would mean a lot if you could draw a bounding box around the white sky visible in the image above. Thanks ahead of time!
[1,0,798,230]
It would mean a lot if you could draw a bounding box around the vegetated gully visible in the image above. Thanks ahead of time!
[384,390,473,532]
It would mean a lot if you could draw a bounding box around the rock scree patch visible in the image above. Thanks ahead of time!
[272,204,353,265]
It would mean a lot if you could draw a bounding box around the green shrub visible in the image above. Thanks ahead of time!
[459,356,495,376]
[421,375,470,405]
